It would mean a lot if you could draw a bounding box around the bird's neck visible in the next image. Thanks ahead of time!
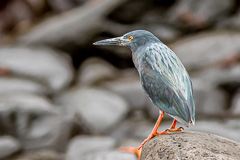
[132,49,143,72]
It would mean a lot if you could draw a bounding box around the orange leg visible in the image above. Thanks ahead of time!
[120,111,169,160]
[169,119,183,132]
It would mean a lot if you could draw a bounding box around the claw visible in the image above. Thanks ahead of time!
[178,127,184,130]
[120,147,141,160]
[165,129,170,132]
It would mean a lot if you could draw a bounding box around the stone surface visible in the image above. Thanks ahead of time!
[192,77,227,116]
[82,150,137,160]
[103,78,148,109]
[78,57,119,86]
[189,119,240,143]
[0,136,21,159]
[231,90,240,115]
[148,24,180,42]
[166,0,234,28]
[141,131,240,160]
[19,0,127,47]
[217,11,240,30]
[10,149,62,160]
[66,136,116,160]
[0,46,73,92]
[0,93,74,151]
[171,31,240,71]
[0,77,49,95]
[55,87,129,133]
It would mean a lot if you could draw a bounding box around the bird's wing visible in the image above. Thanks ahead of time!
[139,43,195,125]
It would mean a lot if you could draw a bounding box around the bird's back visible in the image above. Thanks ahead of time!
[133,42,195,126]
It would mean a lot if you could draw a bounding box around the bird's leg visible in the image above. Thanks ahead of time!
[169,119,183,132]
[120,111,168,160]
[136,111,169,150]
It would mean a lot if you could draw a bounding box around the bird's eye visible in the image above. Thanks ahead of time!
[128,36,133,41]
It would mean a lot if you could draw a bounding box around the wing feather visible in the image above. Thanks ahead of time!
[139,43,195,125]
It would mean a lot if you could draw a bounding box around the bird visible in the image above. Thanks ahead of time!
[93,30,195,159]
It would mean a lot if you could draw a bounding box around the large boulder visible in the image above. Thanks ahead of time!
[0,136,21,159]
[66,136,116,160]
[66,135,136,160]
[141,131,240,160]
[78,57,119,86]
[171,31,240,71]
[11,150,62,160]
[0,47,73,93]
[19,0,127,47]
[0,77,49,95]
[166,0,234,28]
[0,93,74,151]
[55,87,129,133]
[231,90,240,115]
[103,77,148,110]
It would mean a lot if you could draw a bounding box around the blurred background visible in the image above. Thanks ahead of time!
[0,0,240,159]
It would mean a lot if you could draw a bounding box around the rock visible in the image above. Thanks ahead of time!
[189,65,240,116]
[103,77,148,109]
[0,77,49,95]
[171,31,240,71]
[192,77,228,116]
[110,119,153,141]
[192,65,240,86]
[0,93,74,151]
[82,150,137,160]
[231,91,240,115]
[0,46,73,92]
[78,57,119,86]
[10,149,62,160]
[55,87,129,133]
[166,0,234,28]
[216,11,240,30]
[0,136,21,159]
[141,131,240,160]
[66,136,116,160]
[148,24,180,42]
[189,119,240,142]
[19,0,127,47]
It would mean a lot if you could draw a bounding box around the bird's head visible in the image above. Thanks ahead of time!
[93,30,160,52]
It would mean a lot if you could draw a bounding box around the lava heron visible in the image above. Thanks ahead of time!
[93,30,195,159]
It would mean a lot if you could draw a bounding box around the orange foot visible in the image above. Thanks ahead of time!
[120,112,183,160]
[120,129,169,160]
[120,147,142,160]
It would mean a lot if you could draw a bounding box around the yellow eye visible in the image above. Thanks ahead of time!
[129,36,133,41]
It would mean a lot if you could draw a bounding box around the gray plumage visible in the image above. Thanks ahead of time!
[93,30,195,126]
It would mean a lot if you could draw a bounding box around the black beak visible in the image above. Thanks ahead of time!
[93,37,122,46]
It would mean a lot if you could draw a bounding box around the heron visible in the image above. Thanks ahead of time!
[93,30,195,159]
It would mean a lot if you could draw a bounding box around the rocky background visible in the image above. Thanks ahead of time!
[0,0,240,159]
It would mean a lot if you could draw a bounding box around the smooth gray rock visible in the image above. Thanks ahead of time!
[148,24,180,42]
[11,149,62,160]
[78,57,119,86]
[192,77,227,116]
[0,77,49,95]
[83,150,137,160]
[66,136,116,160]
[217,11,240,30]
[103,78,148,109]
[189,119,240,142]
[166,0,234,27]
[55,87,129,133]
[141,131,240,160]
[231,91,240,115]
[0,47,73,92]
[171,31,240,70]
[19,0,126,47]
[0,136,21,159]
[0,93,74,151]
